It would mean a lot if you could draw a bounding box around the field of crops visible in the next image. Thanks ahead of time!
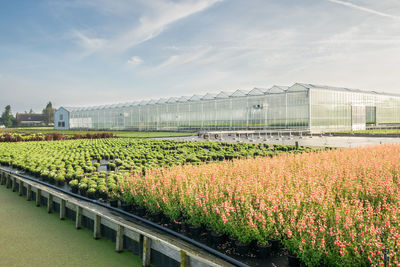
[2,137,398,266]
[339,128,400,135]
[0,132,114,142]
[0,127,195,138]
[119,144,400,266]
[0,138,311,198]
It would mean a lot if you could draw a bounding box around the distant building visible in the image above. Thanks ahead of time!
[16,113,45,126]
[54,107,70,130]
[54,83,400,133]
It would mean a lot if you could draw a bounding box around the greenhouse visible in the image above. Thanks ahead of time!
[54,83,400,133]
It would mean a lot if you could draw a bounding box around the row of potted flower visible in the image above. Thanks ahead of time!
[0,138,316,187]
[0,132,114,142]
[114,144,400,266]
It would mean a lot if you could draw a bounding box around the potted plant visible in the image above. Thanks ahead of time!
[234,228,253,256]
[108,184,120,207]
[256,239,272,259]
[87,187,97,199]
[93,162,100,170]
[55,174,65,186]
[69,179,79,193]
[282,236,301,267]
[78,183,88,196]
[107,162,116,171]
[98,185,108,200]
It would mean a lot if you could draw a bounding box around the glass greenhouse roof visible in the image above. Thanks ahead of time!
[61,83,399,114]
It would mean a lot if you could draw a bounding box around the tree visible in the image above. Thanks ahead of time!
[29,109,33,114]
[1,105,15,127]
[42,102,55,125]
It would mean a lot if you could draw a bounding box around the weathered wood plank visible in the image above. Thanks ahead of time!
[142,236,151,267]
[26,184,32,201]
[18,180,23,196]
[60,199,66,220]
[116,224,124,252]
[76,206,82,229]
[180,250,190,267]
[47,194,53,213]
[94,215,101,239]
[36,188,41,207]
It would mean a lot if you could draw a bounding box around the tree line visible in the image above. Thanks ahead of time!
[0,102,55,127]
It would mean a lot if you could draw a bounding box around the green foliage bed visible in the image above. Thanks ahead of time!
[0,138,315,201]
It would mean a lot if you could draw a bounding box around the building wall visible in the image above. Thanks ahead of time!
[309,88,400,133]
[62,87,400,133]
[54,108,69,130]
[66,91,310,131]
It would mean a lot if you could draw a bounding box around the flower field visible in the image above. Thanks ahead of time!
[0,132,114,142]
[4,137,397,265]
[120,144,400,266]
[0,138,311,199]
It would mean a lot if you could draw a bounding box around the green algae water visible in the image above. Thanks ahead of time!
[0,185,141,267]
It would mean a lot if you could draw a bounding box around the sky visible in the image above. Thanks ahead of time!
[0,0,400,114]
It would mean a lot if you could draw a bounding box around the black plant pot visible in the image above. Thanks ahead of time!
[269,239,280,252]
[131,204,139,212]
[121,203,131,212]
[135,207,146,217]
[71,187,78,194]
[205,228,213,244]
[110,199,118,207]
[188,225,202,238]
[149,212,162,223]
[180,223,189,234]
[79,189,87,197]
[257,243,272,259]
[162,215,170,225]
[171,221,181,232]
[228,236,237,248]
[57,180,65,187]
[211,231,224,246]
[288,254,301,267]
[235,241,250,255]
[87,193,96,200]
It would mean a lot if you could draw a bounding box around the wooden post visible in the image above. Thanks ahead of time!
[142,236,151,267]
[180,250,190,267]
[60,199,66,220]
[75,206,82,229]
[47,194,53,213]
[93,215,101,239]
[36,188,41,207]
[6,174,11,188]
[115,225,124,252]
[12,177,17,192]
[26,184,32,201]
[295,141,299,150]
[18,180,23,196]
[0,172,5,185]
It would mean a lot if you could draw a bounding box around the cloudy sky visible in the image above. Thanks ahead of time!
[0,0,399,113]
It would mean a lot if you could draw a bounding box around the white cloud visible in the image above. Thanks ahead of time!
[157,46,212,68]
[327,0,400,20]
[72,30,107,54]
[73,0,222,55]
[127,56,143,66]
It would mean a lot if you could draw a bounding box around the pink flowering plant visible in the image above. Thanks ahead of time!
[120,144,400,266]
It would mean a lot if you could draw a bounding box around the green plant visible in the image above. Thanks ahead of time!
[69,179,79,188]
